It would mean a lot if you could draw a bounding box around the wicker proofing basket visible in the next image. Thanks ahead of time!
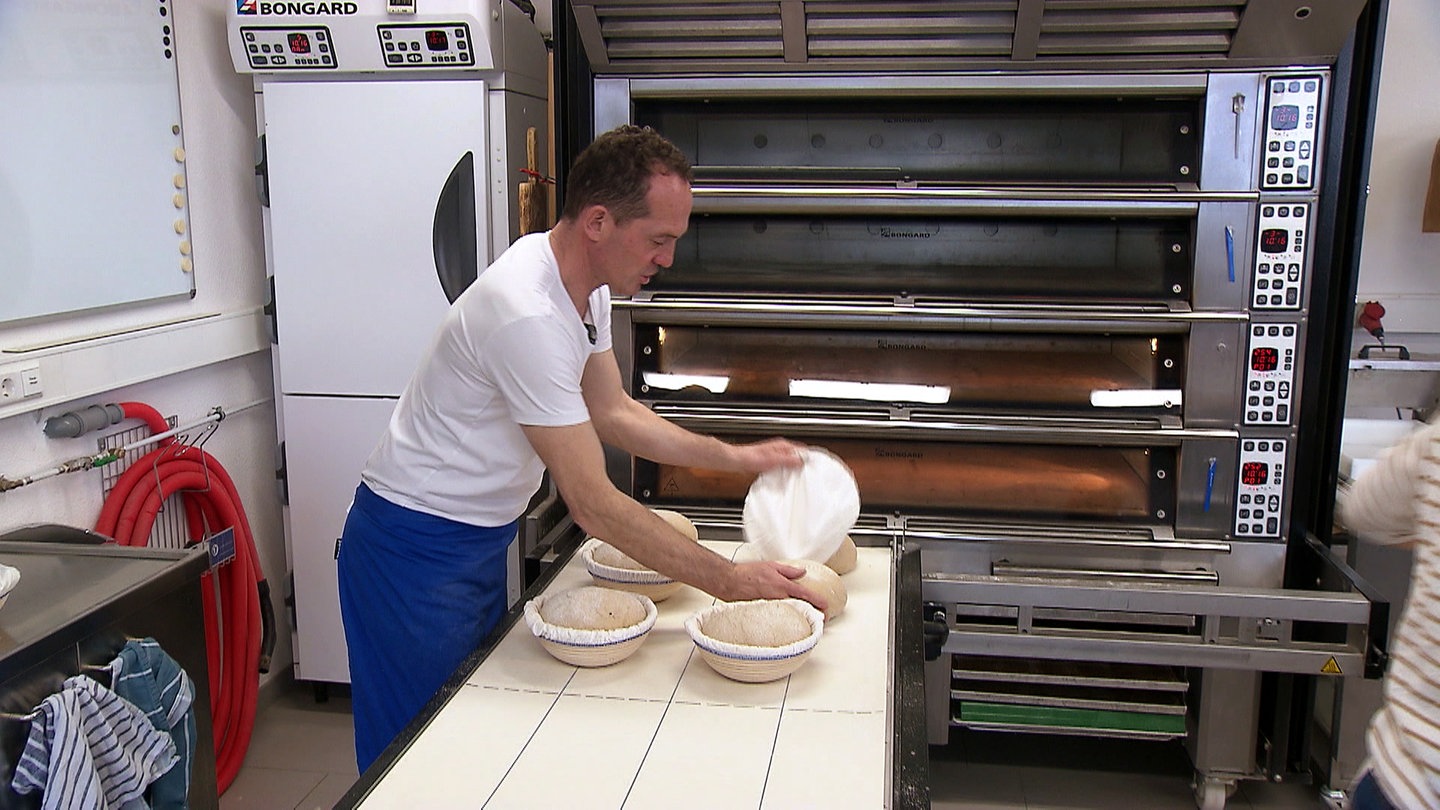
[687,599,825,683]
[525,589,658,668]
[537,633,649,668]
[581,542,685,601]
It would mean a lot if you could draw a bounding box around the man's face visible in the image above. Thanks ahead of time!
[599,171,692,297]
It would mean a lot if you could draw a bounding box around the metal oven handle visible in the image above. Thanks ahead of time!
[907,527,1231,555]
[690,186,1255,217]
[648,403,1237,444]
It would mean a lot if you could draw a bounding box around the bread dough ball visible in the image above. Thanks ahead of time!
[654,508,699,541]
[590,509,700,570]
[782,558,847,620]
[704,601,812,647]
[591,541,645,570]
[540,586,646,630]
[825,535,858,575]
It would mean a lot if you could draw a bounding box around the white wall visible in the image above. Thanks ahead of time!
[0,2,294,682]
[1354,0,1440,331]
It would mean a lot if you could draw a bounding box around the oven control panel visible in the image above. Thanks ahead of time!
[376,23,474,67]
[1252,202,1308,310]
[237,26,336,69]
[1261,75,1322,191]
[1244,324,1297,425]
[1236,439,1286,538]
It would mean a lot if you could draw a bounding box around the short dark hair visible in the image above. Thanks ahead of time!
[561,125,693,224]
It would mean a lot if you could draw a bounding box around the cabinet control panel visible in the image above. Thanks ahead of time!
[1252,202,1309,310]
[1261,75,1322,191]
[1243,323,1297,426]
[1236,438,1286,538]
[237,26,336,69]
[376,23,473,67]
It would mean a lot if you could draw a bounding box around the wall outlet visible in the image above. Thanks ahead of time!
[0,362,42,400]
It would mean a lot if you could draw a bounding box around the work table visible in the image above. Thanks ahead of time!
[339,538,927,808]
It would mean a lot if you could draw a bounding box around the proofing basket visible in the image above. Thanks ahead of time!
[581,542,685,601]
[686,599,825,683]
[524,589,658,668]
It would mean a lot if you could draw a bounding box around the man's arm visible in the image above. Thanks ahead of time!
[579,348,801,472]
[521,419,826,610]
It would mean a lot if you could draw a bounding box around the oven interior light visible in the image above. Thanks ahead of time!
[1090,389,1184,408]
[641,372,729,393]
[789,379,951,404]
[1150,338,1159,354]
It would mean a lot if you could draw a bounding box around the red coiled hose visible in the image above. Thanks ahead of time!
[94,402,263,795]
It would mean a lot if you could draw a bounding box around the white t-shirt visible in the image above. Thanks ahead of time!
[362,232,612,526]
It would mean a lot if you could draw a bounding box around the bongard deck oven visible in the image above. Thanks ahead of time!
[565,3,1380,807]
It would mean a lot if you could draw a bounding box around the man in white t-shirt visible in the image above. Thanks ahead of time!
[336,125,825,771]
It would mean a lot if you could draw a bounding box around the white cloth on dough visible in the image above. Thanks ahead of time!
[742,446,859,563]
[0,562,18,598]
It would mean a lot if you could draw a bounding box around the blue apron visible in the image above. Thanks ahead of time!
[337,483,516,771]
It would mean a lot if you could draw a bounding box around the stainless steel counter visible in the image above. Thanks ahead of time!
[0,539,217,810]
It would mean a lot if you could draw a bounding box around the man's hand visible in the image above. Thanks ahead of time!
[725,437,806,475]
[719,560,828,614]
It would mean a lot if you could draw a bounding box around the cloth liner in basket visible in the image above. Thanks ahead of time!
[686,599,825,682]
[524,588,658,667]
[581,541,684,601]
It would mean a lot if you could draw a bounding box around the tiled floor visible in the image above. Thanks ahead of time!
[219,682,358,810]
[224,680,1341,809]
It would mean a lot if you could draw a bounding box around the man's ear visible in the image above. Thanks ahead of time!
[580,204,609,241]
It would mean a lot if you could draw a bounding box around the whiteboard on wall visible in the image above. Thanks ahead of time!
[0,0,194,325]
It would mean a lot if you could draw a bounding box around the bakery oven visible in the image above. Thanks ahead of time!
[565,1,1379,805]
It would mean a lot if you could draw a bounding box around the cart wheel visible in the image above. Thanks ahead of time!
[1194,777,1233,810]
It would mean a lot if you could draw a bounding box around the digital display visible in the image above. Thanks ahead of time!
[1260,228,1289,254]
[1251,346,1279,372]
[288,32,311,54]
[425,29,448,51]
[1241,461,1269,486]
[1270,104,1301,131]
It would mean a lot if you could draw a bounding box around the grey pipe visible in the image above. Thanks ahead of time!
[43,404,124,439]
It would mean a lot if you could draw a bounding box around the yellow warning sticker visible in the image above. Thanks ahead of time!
[1321,657,1343,675]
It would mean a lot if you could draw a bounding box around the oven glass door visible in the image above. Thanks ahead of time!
[635,98,1199,185]
[661,212,1194,301]
[634,325,1185,417]
[636,435,1172,524]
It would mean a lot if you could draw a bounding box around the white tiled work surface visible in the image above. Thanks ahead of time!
[358,541,894,809]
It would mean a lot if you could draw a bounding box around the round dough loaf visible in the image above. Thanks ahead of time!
[540,586,646,630]
[703,601,812,647]
[591,541,645,570]
[654,508,699,541]
[825,535,858,575]
[590,509,700,570]
[783,558,847,620]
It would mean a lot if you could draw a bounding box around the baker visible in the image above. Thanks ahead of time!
[335,124,827,771]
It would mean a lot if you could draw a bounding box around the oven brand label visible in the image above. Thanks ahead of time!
[877,339,930,351]
[872,226,934,240]
[875,448,923,459]
[239,1,358,14]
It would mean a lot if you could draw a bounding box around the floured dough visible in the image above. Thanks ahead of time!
[654,508,699,541]
[540,586,646,630]
[590,509,700,569]
[825,535,858,575]
[783,558,847,620]
[703,601,812,647]
[591,541,645,570]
